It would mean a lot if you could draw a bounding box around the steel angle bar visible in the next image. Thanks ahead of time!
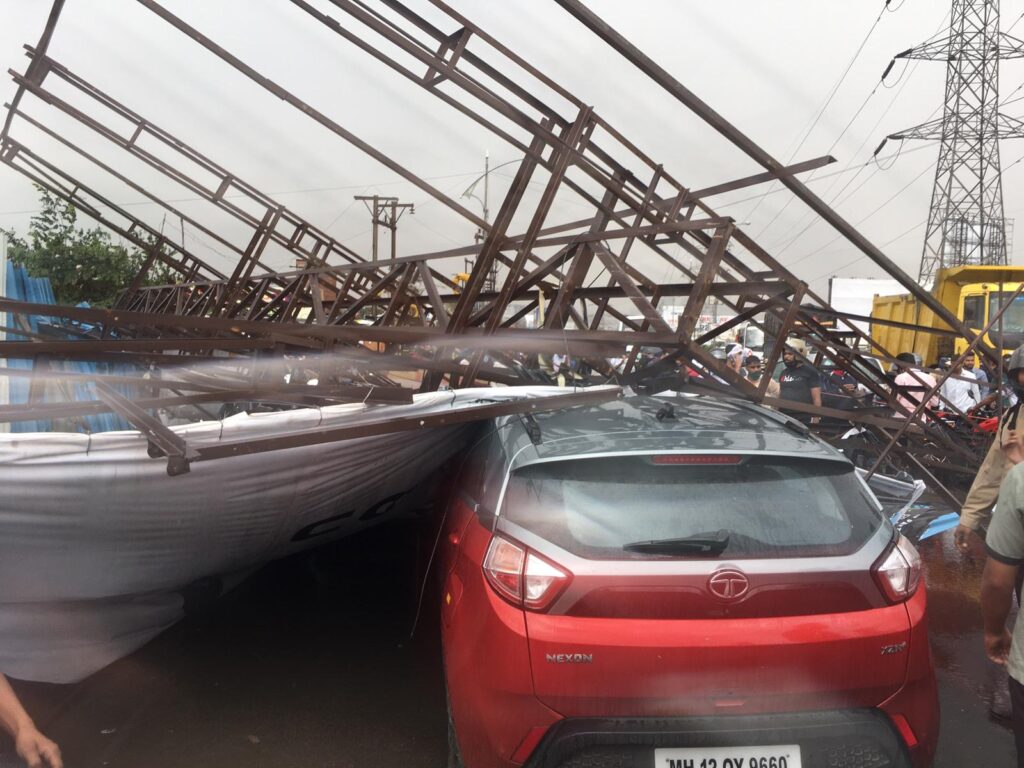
[685,156,837,200]
[0,138,225,280]
[15,53,371,273]
[512,155,835,248]
[555,0,996,366]
[618,285,664,375]
[799,305,960,338]
[188,387,623,463]
[0,382,414,425]
[0,338,276,356]
[877,431,966,510]
[758,398,911,430]
[617,295,790,388]
[0,0,63,140]
[417,262,450,327]
[303,1,707,282]
[217,207,284,314]
[677,225,734,340]
[7,102,256,281]
[93,381,195,474]
[546,184,624,331]
[592,246,672,334]
[0,365,222,392]
[134,0,488,231]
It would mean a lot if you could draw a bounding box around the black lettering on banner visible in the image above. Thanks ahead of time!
[290,510,354,541]
[359,492,404,521]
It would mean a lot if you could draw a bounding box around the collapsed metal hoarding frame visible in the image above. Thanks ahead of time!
[0,0,1000,500]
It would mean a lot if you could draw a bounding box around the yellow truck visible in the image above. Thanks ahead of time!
[870,265,1024,364]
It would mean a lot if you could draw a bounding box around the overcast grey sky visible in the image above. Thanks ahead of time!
[1,0,1022,297]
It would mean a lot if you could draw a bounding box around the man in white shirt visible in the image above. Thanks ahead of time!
[940,358,981,414]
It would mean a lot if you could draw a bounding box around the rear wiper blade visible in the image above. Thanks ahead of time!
[623,530,730,555]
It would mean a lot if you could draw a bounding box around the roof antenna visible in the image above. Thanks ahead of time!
[656,402,677,421]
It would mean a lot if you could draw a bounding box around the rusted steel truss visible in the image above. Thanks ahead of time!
[0,0,1000,493]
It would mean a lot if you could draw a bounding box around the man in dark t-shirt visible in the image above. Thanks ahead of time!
[777,346,822,423]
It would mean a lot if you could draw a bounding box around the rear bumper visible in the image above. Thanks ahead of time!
[523,710,913,768]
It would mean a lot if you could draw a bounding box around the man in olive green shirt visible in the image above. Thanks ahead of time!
[983,463,1024,763]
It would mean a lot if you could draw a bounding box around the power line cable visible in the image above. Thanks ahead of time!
[805,145,1024,282]
[741,2,890,223]
[753,80,885,240]
[763,10,951,251]
[784,152,939,270]
[718,142,934,210]
[805,218,927,283]
[1007,10,1024,35]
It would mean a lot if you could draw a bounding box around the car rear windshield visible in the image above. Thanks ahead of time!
[501,455,885,559]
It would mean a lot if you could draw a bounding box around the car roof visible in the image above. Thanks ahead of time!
[497,393,845,471]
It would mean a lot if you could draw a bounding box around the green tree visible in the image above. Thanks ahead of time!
[3,187,174,307]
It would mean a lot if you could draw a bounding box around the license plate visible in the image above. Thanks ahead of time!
[654,744,802,768]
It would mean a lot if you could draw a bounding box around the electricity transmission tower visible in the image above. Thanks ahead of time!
[886,0,1024,287]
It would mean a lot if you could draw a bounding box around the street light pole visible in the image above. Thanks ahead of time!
[461,153,519,291]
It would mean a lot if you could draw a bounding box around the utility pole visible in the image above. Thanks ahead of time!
[884,0,1024,287]
[354,194,415,261]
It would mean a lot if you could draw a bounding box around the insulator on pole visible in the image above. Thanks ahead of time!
[873,138,888,157]
[882,59,896,81]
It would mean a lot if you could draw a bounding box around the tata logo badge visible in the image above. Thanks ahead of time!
[708,569,750,601]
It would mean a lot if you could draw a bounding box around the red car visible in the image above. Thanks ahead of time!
[439,395,937,768]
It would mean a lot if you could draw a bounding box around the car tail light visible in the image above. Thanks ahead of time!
[872,535,922,604]
[483,534,570,611]
[483,536,525,604]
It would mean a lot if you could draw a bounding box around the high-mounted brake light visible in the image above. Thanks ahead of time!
[651,454,743,465]
[872,535,922,604]
[483,535,570,611]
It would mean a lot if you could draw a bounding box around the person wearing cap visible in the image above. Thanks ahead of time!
[724,343,752,378]
[777,343,822,423]
[958,346,1024,550]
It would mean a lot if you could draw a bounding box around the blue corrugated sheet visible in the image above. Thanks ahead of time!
[5,262,134,432]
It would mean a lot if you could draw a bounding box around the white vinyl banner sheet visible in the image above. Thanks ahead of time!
[0,386,582,682]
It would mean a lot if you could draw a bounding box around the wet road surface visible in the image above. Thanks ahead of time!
[1,518,1017,767]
